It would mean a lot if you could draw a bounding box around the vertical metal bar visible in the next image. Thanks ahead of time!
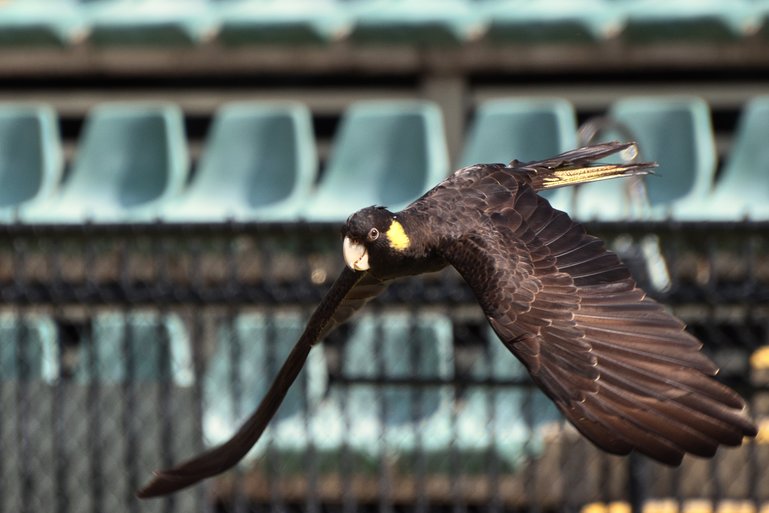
[0,317,5,513]
[448,316,465,513]
[627,453,647,513]
[266,310,287,513]
[342,327,357,513]
[85,316,103,513]
[664,227,681,300]
[158,310,174,513]
[227,309,247,513]
[304,308,321,513]
[188,305,210,513]
[559,416,575,513]
[488,336,502,513]
[747,410,759,508]
[706,232,719,304]
[15,311,32,513]
[123,311,139,513]
[53,316,68,513]
[709,452,723,506]
[410,311,427,513]
[375,310,393,513]
[745,232,758,296]
[673,460,684,512]
[521,380,536,513]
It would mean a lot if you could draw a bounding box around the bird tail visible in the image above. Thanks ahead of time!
[520,141,658,191]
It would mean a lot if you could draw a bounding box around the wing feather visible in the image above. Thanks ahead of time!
[440,176,756,465]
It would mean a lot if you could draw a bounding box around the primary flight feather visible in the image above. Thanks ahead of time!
[138,141,756,498]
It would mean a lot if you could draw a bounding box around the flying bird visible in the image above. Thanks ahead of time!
[138,141,757,498]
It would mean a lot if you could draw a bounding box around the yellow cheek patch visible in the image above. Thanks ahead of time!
[386,220,410,251]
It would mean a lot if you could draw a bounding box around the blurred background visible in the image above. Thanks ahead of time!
[1,1,769,513]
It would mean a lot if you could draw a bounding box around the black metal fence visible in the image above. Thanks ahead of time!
[1,222,767,513]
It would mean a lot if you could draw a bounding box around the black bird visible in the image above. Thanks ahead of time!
[138,141,757,498]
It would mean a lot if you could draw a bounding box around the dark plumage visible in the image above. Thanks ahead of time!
[138,141,756,499]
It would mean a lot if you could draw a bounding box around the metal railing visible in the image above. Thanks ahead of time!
[0,221,766,513]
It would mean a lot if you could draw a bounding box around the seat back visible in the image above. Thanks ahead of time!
[610,96,716,212]
[716,97,769,205]
[460,97,578,167]
[343,312,453,427]
[0,105,61,209]
[62,103,188,218]
[306,101,448,220]
[460,98,578,212]
[189,102,316,217]
[203,311,328,448]
[76,312,193,385]
[0,314,59,381]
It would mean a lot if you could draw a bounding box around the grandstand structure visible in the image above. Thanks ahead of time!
[2,2,769,513]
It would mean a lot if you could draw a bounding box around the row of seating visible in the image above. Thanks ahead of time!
[1,311,558,463]
[1,0,768,47]
[2,96,767,223]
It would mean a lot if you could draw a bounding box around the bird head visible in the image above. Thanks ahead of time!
[342,206,411,272]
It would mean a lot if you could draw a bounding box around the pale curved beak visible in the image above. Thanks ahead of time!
[343,236,369,271]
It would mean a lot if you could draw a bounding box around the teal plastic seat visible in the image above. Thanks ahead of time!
[348,0,483,46]
[163,102,316,222]
[482,0,623,44]
[454,329,559,466]
[0,314,59,512]
[619,0,756,43]
[203,312,328,456]
[0,105,62,223]
[21,103,189,223]
[459,98,578,213]
[674,97,769,220]
[86,0,215,47]
[71,311,200,513]
[0,314,59,382]
[337,312,454,454]
[574,96,716,221]
[217,0,350,45]
[0,0,85,47]
[76,312,193,385]
[303,101,449,221]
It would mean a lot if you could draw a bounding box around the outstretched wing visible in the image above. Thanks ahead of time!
[137,268,387,498]
[440,181,756,464]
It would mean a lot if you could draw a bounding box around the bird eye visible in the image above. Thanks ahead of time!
[367,228,379,241]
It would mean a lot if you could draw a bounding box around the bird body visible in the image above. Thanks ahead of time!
[138,141,756,499]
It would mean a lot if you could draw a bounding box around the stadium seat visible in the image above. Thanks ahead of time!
[217,0,350,46]
[20,103,189,223]
[0,104,62,223]
[454,328,559,467]
[0,314,59,513]
[76,312,193,385]
[347,0,483,46]
[459,97,579,213]
[202,312,328,456]
[303,100,449,221]
[619,0,756,43]
[71,311,200,513]
[0,0,85,47]
[0,313,59,382]
[574,96,716,220]
[482,0,624,44]
[336,312,454,454]
[162,102,317,222]
[673,97,769,220]
[86,0,215,47]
